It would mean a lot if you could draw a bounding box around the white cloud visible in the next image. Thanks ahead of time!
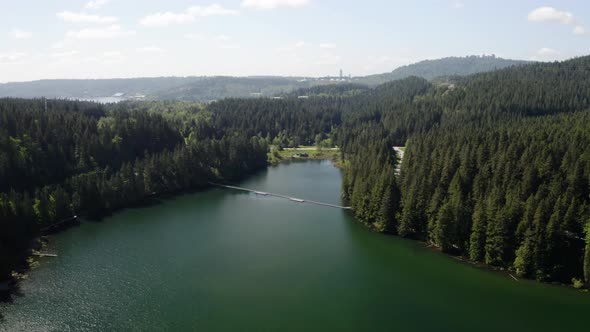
[0,52,28,64]
[66,25,135,39]
[140,4,238,27]
[242,0,310,10]
[137,46,165,53]
[319,43,336,49]
[57,11,118,24]
[11,29,32,39]
[574,25,586,35]
[528,7,587,36]
[528,7,574,24]
[85,0,109,10]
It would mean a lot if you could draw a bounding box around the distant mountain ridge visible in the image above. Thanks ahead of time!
[0,76,315,102]
[152,76,313,101]
[356,55,532,86]
[0,55,532,101]
[0,77,203,99]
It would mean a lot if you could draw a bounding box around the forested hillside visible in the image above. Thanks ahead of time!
[399,113,590,281]
[357,55,531,86]
[2,56,590,289]
[341,56,590,286]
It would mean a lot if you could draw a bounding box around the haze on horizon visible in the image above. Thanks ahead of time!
[1,0,589,83]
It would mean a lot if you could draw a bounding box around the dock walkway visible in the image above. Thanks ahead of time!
[209,182,352,210]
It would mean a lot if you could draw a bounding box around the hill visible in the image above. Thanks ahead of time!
[151,76,313,101]
[0,55,531,101]
[356,55,531,86]
[0,76,320,102]
[0,77,202,99]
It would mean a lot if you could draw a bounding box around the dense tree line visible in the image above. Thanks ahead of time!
[398,113,590,282]
[208,98,344,147]
[443,56,590,116]
[341,123,400,233]
[339,57,590,286]
[287,83,370,98]
[0,99,181,193]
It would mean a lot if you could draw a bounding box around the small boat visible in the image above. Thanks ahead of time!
[254,191,269,196]
[289,198,305,203]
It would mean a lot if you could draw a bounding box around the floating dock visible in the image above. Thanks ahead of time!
[32,253,58,257]
[209,182,352,210]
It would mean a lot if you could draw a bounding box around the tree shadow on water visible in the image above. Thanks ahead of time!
[0,281,25,323]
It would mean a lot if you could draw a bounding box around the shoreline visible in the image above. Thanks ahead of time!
[420,241,587,292]
[2,158,586,305]
[0,167,269,297]
[355,219,589,293]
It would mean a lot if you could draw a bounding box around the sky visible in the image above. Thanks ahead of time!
[0,0,589,82]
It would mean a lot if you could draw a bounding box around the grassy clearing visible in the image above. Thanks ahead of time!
[268,146,341,165]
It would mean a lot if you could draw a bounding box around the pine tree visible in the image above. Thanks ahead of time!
[435,201,455,252]
[514,228,535,277]
[469,201,487,261]
[485,209,507,266]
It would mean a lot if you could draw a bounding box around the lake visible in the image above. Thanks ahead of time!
[1,160,588,331]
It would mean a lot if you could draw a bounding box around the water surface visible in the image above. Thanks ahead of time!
[1,160,588,331]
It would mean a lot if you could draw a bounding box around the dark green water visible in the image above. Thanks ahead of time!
[1,160,589,331]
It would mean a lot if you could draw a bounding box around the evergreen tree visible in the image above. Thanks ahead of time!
[469,201,487,262]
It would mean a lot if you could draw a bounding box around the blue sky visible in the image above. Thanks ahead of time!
[0,0,588,82]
